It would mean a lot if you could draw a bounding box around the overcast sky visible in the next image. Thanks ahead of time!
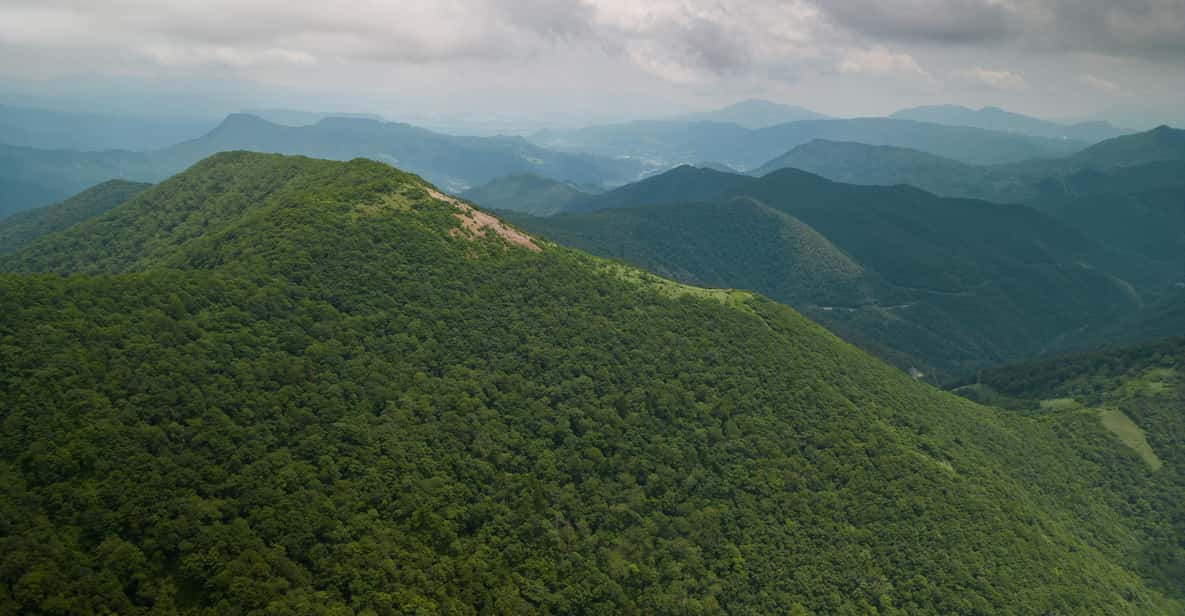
[1,0,1183,130]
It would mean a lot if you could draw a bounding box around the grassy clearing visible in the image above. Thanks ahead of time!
[1099,408,1163,470]
[600,262,755,309]
[1040,398,1083,412]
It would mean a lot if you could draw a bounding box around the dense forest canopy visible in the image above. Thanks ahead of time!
[1,152,1181,613]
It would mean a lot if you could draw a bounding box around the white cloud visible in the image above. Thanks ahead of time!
[839,48,928,76]
[1080,73,1119,91]
[957,67,1027,90]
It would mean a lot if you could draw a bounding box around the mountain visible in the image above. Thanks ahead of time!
[750,140,1026,202]
[891,105,1131,142]
[1069,125,1185,169]
[751,129,1185,275]
[0,104,216,151]
[0,180,150,254]
[506,166,1159,379]
[0,114,645,217]
[665,99,828,128]
[460,174,597,216]
[1,151,1181,612]
[532,117,1086,170]
[565,165,753,213]
[161,114,643,192]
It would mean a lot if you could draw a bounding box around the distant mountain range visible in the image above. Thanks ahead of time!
[663,99,829,128]
[0,113,647,217]
[0,104,217,151]
[751,127,1185,271]
[531,117,1087,170]
[891,105,1132,142]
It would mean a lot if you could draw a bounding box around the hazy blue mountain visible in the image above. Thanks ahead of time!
[507,166,1159,379]
[1068,125,1185,169]
[242,108,385,126]
[0,180,149,254]
[0,104,216,151]
[755,127,1185,202]
[665,99,828,128]
[891,105,1131,142]
[460,174,598,216]
[0,113,646,215]
[532,117,1086,170]
[0,177,68,219]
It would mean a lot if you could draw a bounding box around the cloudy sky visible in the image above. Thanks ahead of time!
[1,0,1183,129]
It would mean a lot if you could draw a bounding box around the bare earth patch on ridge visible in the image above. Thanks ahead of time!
[425,186,541,252]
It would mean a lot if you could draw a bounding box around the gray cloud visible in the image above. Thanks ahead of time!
[812,0,1185,62]
[816,0,1013,44]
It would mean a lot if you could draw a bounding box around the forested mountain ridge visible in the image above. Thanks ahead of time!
[0,179,150,255]
[1,151,1180,613]
[507,165,1161,379]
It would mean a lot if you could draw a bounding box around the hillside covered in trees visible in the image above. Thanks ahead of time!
[1,152,1181,613]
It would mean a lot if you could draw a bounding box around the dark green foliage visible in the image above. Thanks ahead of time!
[509,166,1154,380]
[1,152,1180,613]
[0,180,150,254]
[461,174,597,216]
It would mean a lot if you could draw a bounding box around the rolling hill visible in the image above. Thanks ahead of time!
[1,152,1182,612]
[505,166,1162,379]
[0,180,150,254]
[531,117,1087,170]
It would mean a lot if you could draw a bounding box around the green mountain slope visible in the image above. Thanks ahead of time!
[1,152,1181,613]
[460,174,597,216]
[508,166,1157,379]
[890,105,1131,142]
[953,338,1185,596]
[531,117,1086,171]
[0,180,150,254]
